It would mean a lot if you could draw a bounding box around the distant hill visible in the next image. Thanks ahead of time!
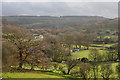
[2,16,117,32]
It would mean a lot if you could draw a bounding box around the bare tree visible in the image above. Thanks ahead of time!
[66,58,79,74]
[100,63,113,80]
[63,32,74,56]
[89,49,102,62]
[72,32,84,49]
[2,24,50,70]
[89,49,100,80]
[83,28,96,50]
[78,63,92,80]
[2,41,18,71]
[3,24,33,69]
[25,50,50,70]
[116,63,120,79]
[41,35,69,62]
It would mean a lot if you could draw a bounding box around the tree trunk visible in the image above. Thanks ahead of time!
[93,67,96,80]
[79,45,81,49]
[83,76,87,80]
[67,69,70,74]
[18,62,23,69]
[76,45,77,49]
[68,45,71,56]
[31,65,34,70]
[118,27,120,60]
[118,46,120,60]
[62,71,66,75]
[19,51,23,69]
[87,45,89,50]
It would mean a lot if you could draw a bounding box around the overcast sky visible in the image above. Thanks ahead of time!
[2,0,120,2]
[2,2,118,18]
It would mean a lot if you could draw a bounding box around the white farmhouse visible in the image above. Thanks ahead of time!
[38,35,44,39]
[33,33,44,39]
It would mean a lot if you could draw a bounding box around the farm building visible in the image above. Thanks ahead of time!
[72,48,80,52]
[32,34,44,39]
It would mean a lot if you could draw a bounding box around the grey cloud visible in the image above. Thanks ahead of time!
[2,2,118,18]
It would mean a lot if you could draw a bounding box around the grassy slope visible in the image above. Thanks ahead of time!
[72,50,105,59]
[2,72,64,78]
[72,50,90,59]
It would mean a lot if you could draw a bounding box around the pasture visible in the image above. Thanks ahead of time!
[2,72,64,78]
[72,50,105,59]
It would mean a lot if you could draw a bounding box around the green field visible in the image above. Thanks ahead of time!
[72,50,105,59]
[91,43,115,47]
[72,50,90,59]
[2,72,64,78]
